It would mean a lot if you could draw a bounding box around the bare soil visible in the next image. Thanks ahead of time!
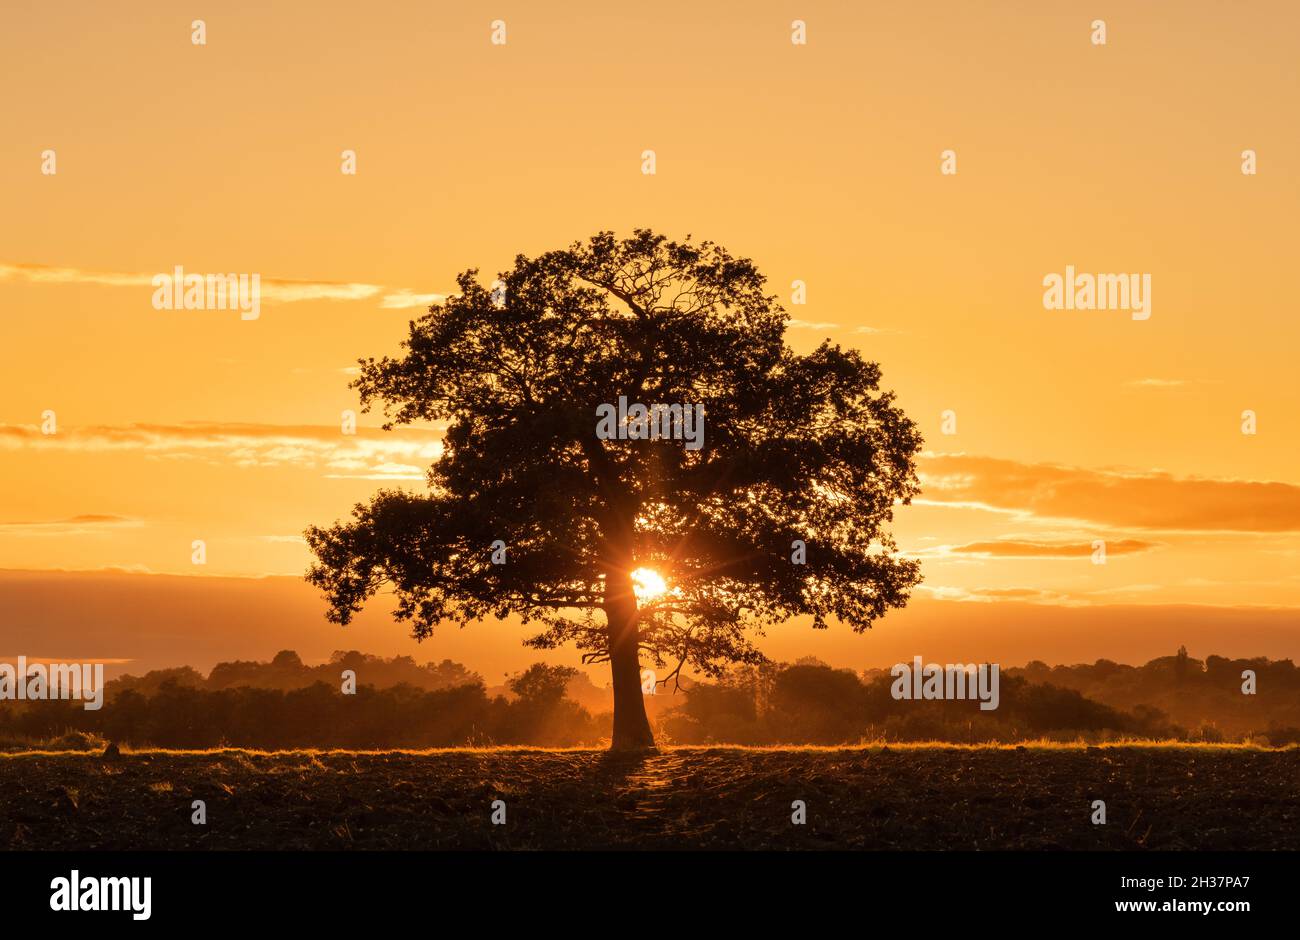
[2,745,1296,850]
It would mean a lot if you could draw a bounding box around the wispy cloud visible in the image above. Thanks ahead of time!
[0,515,142,536]
[919,454,1300,533]
[1126,377,1192,388]
[944,538,1159,558]
[324,461,428,481]
[1124,377,1221,389]
[784,319,903,335]
[0,262,444,310]
[379,290,445,310]
[915,585,1080,605]
[0,422,440,480]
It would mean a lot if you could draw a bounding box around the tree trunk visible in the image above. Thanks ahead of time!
[605,571,656,751]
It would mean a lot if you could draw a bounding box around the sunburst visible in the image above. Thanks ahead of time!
[631,567,668,601]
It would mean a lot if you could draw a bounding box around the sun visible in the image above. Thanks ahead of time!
[631,567,668,602]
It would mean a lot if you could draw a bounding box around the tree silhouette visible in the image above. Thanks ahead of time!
[306,230,922,749]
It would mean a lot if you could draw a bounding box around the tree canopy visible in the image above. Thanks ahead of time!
[306,229,922,748]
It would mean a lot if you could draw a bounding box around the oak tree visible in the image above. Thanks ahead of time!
[306,230,922,749]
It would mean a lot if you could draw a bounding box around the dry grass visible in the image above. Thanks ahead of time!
[2,738,1291,759]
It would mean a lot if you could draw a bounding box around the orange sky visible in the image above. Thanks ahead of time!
[2,2,1298,678]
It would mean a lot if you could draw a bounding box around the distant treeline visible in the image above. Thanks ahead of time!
[1010,650,1300,739]
[1,656,599,749]
[115,650,484,696]
[2,648,1297,748]
[666,650,1300,746]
